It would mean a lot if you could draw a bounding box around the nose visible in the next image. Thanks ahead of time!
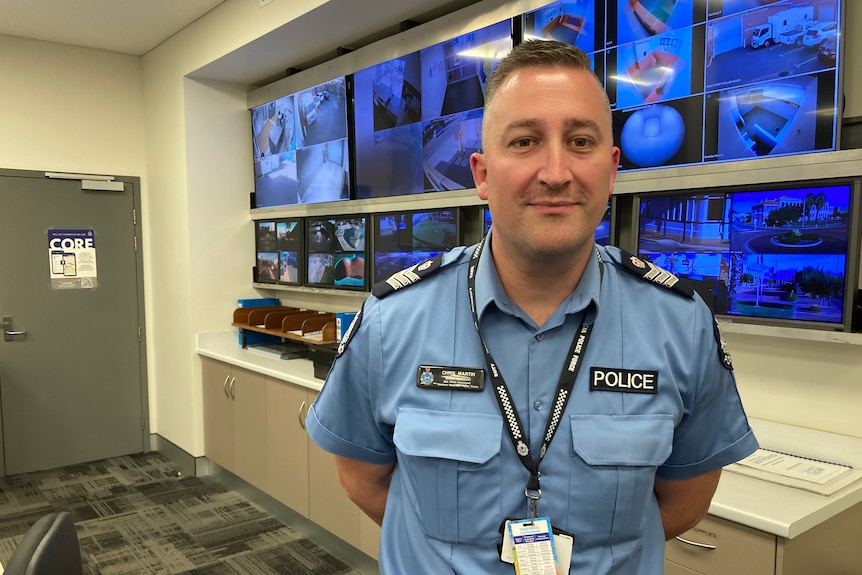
[537,141,571,189]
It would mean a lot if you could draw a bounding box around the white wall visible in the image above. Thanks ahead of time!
[0,35,146,175]
[139,0,329,455]
[1,0,860,461]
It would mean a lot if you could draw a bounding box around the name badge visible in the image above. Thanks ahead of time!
[416,365,485,392]
[590,367,658,394]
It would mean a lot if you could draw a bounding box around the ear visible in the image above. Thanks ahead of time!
[608,146,621,192]
[470,152,489,201]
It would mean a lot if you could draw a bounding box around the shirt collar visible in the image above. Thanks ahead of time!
[474,229,602,325]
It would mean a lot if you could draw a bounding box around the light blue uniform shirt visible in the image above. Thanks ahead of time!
[307,237,758,574]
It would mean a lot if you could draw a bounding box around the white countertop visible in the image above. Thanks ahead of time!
[197,331,862,540]
[197,331,323,391]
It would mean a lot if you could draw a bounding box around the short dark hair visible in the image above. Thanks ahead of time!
[485,39,594,105]
[481,39,610,145]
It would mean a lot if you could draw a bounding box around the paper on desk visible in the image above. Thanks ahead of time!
[726,448,862,496]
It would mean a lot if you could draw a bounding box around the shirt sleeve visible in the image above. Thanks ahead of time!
[306,297,397,465]
[657,298,759,480]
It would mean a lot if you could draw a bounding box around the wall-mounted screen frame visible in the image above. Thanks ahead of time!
[254,217,304,285]
[305,215,368,291]
[522,0,845,175]
[250,76,351,208]
[352,18,514,199]
[633,177,861,332]
[372,208,460,283]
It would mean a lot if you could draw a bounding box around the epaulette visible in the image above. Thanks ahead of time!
[371,253,446,299]
[609,249,695,298]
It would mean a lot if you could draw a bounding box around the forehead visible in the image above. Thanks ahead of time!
[491,66,610,127]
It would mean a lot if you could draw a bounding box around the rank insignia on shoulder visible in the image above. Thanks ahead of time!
[372,254,444,298]
[712,317,733,371]
[618,252,695,298]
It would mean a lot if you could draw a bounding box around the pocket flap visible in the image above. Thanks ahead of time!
[570,414,673,466]
[395,408,502,464]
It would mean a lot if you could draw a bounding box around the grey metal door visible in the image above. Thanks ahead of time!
[0,169,147,476]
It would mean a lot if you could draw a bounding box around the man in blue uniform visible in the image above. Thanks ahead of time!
[306,39,757,574]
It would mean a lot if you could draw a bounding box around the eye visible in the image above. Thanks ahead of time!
[571,136,591,148]
[512,138,534,148]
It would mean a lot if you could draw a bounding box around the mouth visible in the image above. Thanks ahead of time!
[529,199,577,215]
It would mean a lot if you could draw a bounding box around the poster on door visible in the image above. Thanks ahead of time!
[48,229,98,289]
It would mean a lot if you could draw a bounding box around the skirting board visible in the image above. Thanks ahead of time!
[148,433,208,478]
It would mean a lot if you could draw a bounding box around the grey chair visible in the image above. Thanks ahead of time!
[3,512,83,575]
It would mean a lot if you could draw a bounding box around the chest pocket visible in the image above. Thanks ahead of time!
[394,408,503,545]
[567,414,673,551]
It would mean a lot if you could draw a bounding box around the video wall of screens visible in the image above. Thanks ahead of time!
[522,0,843,173]
[352,19,514,200]
[306,216,368,290]
[250,76,350,208]
[255,218,304,285]
[482,199,615,246]
[635,180,860,331]
[372,208,460,283]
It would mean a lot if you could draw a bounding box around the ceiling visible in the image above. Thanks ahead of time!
[0,0,228,56]
[0,0,482,87]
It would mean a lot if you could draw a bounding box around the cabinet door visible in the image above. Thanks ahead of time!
[266,378,310,516]
[665,515,775,575]
[231,366,268,490]
[307,392,362,548]
[201,357,234,470]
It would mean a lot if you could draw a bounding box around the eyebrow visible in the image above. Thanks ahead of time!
[502,117,604,139]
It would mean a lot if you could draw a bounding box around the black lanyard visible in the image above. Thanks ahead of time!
[467,235,598,518]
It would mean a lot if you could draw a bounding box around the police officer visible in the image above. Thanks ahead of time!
[306,39,757,574]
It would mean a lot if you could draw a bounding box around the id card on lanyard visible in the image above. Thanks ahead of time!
[500,518,574,575]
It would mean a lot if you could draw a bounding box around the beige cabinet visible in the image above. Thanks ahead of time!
[201,357,268,490]
[265,378,310,515]
[303,390,381,559]
[665,515,774,575]
[308,414,362,545]
[202,358,234,470]
[665,502,862,575]
[203,357,380,560]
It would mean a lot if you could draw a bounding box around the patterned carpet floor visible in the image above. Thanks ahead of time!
[0,452,360,574]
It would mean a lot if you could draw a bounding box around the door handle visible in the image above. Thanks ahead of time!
[298,400,307,430]
[2,316,27,341]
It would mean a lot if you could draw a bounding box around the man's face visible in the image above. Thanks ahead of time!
[470,66,620,262]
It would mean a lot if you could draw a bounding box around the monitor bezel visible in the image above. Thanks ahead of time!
[631,176,861,333]
[304,214,369,291]
[371,207,462,284]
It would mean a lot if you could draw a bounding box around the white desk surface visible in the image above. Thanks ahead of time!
[197,331,862,540]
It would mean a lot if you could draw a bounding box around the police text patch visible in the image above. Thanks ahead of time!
[417,365,485,392]
[590,368,658,394]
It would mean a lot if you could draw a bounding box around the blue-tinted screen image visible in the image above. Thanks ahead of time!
[251,77,350,207]
[373,209,459,283]
[520,0,841,173]
[354,20,512,199]
[306,216,367,289]
[637,182,853,325]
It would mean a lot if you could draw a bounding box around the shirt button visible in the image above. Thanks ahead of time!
[533,401,543,411]
[536,334,544,341]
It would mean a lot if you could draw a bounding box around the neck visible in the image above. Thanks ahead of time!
[490,240,593,327]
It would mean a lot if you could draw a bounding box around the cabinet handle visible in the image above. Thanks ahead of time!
[674,536,716,550]
[298,400,307,430]
[229,377,236,401]
[223,375,231,399]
